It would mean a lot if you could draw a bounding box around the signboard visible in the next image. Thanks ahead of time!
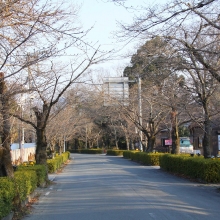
[103,77,129,106]
[165,139,172,146]
[218,135,220,151]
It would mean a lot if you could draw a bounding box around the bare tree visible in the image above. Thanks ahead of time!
[112,0,220,157]
[0,0,111,175]
[160,74,193,154]
[113,0,220,82]
[12,51,103,165]
[0,73,14,177]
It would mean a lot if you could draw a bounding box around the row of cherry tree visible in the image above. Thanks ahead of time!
[38,0,220,159]
[110,0,220,158]
[0,0,109,178]
[1,0,220,179]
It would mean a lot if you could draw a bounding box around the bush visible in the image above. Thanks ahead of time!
[123,151,162,166]
[47,156,63,173]
[106,149,125,156]
[123,150,138,159]
[14,170,37,202]
[62,151,70,161]
[47,151,70,173]
[159,154,220,183]
[47,159,57,173]
[17,165,47,186]
[68,149,103,154]
[0,178,15,219]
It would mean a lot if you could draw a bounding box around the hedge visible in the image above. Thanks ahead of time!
[17,165,47,186]
[0,151,70,219]
[68,149,103,154]
[159,154,220,183]
[123,151,162,166]
[106,149,125,156]
[14,170,38,202]
[0,177,15,219]
[47,151,70,173]
[0,171,38,219]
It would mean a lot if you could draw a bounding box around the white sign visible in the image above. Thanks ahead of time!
[103,77,129,106]
[218,135,220,151]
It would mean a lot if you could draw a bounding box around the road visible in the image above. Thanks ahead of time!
[23,153,220,220]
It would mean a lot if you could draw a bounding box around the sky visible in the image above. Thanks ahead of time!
[76,0,167,76]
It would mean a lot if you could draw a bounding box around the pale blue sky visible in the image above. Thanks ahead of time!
[76,0,167,74]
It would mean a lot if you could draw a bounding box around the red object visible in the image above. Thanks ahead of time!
[165,139,172,145]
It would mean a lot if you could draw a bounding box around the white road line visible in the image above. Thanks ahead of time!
[45,192,50,196]
[149,213,156,219]
[57,189,62,191]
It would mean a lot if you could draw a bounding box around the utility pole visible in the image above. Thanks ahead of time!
[85,125,87,149]
[63,135,66,153]
[138,76,143,151]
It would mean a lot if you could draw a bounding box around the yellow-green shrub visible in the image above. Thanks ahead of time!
[47,151,70,173]
[62,151,70,161]
[159,154,220,183]
[123,150,138,159]
[106,150,125,156]
[123,151,162,166]
[0,178,15,219]
[17,165,47,186]
[69,149,103,154]
[47,158,60,173]
[14,170,37,202]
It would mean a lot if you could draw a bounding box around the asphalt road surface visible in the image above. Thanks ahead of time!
[23,153,220,220]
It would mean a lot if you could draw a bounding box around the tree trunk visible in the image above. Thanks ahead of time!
[146,136,155,152]
[125,136,129,150]
[0,73,14,177]
[115,140,118,149]
[171,128,180,154]
[35,128,48,165]
[171,108,180,154]
[203,112,212,158]
[129,139,134,150]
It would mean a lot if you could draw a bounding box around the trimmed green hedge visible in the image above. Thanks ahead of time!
[106,149,125,156]
[123,150,137,159]
[14,170,37,202]
[47,151,70,173]
[159,154,220,183]
[0,177,15,219]
[62,151,70,161]
[0,171,38,219]
[0,151,70,219]
[68,149,103,154]
[123,151,162,166]
[17,165,47,186]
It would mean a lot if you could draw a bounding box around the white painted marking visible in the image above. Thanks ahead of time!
[149,213,156,219]
[57,189,62,191]
[45,192,50,196]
